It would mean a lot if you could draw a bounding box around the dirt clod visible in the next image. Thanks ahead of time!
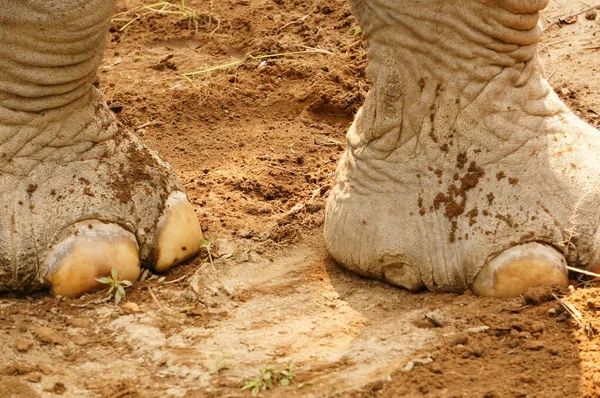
[68,317,91,328]
[15,338,33,352]
[45,382,66,395]
[447,332,469,346]
[523,341,545,351]
[523,286,556,305]
[26,373,42,383]
[33,327,66,345]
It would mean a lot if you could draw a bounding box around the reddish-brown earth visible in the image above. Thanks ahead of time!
[2,1,600,397]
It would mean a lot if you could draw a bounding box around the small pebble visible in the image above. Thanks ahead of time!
[424,310,449,327]
[520,375,535,384]
[467,326,490,334]
[530,322,545,334]
[33,327,66,345]
[68,318,91,328]
[523,341,544,351]
[47,382,66,395]
[26,373,42,383]
[448,332,469,346]
[428,363,443,374]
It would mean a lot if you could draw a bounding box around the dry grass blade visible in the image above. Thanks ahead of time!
[183,49,334,76]
[163,270,196,285]
[114,0,220,33]
[101,57,123,70]
[148,286,165,311]
[278,14,310,32]
[70,296,111,308]
[566,265,600,278]
[552,293,585,329]
[184,60,245,76]
[134,120,162,130]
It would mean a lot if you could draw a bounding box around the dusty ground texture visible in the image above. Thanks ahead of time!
[2,0,600,397]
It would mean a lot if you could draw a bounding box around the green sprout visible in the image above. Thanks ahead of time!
[138,268,166,283]
[200,238,216,265]
[242,363,295,396]
[214,352,232,373]
[95,268,133,305]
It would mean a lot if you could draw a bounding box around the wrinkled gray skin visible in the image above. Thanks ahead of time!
[325,0,600,292]
[0,1,183,291]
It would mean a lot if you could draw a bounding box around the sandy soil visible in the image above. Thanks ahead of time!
[2,1,600,397]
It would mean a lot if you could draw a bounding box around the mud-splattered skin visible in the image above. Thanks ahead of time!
[325,0,600,297]
[0,1,201,295]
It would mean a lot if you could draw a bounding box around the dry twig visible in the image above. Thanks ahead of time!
[147,286,165,311]
[566,266,600,279]
[70,296,111,308]
[183,48,333,76]
[545,4,600,30]
[163,271,196,285]
[552,293,585,328]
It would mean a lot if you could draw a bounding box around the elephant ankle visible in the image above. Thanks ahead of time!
[353,0,543,79]
[0,89,118,176]
[345,0,565,162]
[0,0,114,112]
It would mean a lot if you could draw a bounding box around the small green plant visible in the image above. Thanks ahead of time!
[242,362,295,396]
[95,268,133,305]
[138,268,166,283]
[214,352,232,373]
[200,238,216,265]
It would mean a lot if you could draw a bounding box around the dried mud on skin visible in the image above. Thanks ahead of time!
[1,0,600,397]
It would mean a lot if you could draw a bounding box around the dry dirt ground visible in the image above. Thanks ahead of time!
[2,1,600,397]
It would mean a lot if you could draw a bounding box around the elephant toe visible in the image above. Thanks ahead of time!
[471,242,568,298]
[44,190,203,297]
[45,221,141,298]
[151,191,202,273]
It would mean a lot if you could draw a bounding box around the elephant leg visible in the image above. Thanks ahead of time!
[325,0,600,297]
[0,0,202,296]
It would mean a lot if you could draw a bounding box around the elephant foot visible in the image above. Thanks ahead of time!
[0,0,201,296]
[46,192,201,297]
[325,0,600,297]
[0,90,202,297]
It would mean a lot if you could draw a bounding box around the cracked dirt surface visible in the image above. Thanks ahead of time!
[1,0,600,397]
